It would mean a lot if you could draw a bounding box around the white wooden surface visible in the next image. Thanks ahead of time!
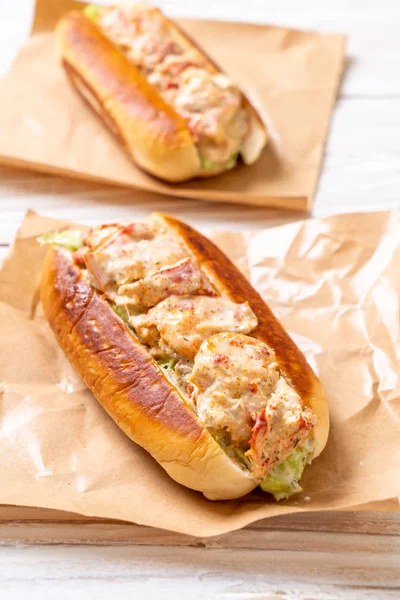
[1,1,400,598]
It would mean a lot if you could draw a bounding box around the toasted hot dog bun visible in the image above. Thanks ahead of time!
[40,214,329,500]
[55,8,268,182]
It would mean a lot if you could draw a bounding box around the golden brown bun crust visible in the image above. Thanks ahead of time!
[56,12,202,182]
[40,246,258,500]
[153,214,329,459]
[55,9,267,181]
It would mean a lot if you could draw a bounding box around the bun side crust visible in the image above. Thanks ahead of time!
[40,246,258,500]
[153,213,329,459]
[56,12,202,182]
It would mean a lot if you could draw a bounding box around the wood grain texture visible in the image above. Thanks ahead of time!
[1,97,400,244]
[1,507,400,545]
[1,1,400,597]
[1,544,398,599]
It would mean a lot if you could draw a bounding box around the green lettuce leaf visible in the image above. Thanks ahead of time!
[110,304,142,341]
[37,230,84,251]
[111,304,130,324]
[83,4,100,21]
[157,357,179,389]
[210,432,229,449]
[157,357,178,371]
[260,443,313,501]
[234,448,252,470]
[201,150,240,171]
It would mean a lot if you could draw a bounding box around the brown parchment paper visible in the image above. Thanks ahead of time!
[0,210,399,536]
[0,0,345,211]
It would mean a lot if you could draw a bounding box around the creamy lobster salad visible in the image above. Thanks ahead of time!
[84,4,252,170]
[39,220,316,500]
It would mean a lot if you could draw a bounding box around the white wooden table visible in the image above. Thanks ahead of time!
[1,1,400,598]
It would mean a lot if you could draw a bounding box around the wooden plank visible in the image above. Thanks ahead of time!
[0,543,399,594]
[1,521,400,551]
[0,504,399,530]
[0,505,399,546]
[1,97,400,245]
[316,97,400,215]
[0,165,305,245]
[1,504,399,533]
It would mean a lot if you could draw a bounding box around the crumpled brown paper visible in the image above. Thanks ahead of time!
[0,210,399,536]
[0,0,345,210]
